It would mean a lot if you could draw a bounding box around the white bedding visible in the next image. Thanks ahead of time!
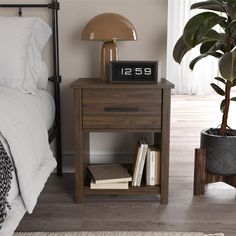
[37,89,55,131]
[0,87,56,236]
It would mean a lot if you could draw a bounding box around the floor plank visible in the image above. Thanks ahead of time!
[17,95,236,235]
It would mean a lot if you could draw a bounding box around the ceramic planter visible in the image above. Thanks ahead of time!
[200,129,236,176]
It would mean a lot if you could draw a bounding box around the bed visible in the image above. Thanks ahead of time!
[0,1,62,235]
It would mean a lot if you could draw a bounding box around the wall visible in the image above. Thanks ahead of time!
[0,0,168,171]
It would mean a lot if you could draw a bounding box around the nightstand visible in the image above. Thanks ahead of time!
[72,78,174,204]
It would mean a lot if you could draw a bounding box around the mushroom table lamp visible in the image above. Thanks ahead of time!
[81,13,137,81]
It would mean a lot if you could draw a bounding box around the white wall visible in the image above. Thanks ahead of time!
[0,0,168,169]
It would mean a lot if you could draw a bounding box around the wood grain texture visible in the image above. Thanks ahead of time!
[206,173,236,187]
[74,88,83,203]
[71,78,175,89]
[160,89,171,204]
[193,148,236,195]
[17,95,236,236]
[83,115,162,130]
[194,149,206,195]
[82,88,162,129]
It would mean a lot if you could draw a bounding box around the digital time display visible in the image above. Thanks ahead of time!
[120,67,152,76]
[109,61,158,83]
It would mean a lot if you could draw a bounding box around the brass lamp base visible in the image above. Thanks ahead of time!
[101,40,118,81]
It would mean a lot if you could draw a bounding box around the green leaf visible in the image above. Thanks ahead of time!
[216,0,226,3]
[229,20,236,39]
[220,99,226,113]
[210,83,225,95]
[191,1,226,12]
[200,41,218,54]
[233,79,236,86]
[208,51,223,57]
[189,54,208,70]
[211,41,227,53]
[214,76,226,84]
[231,97,236,101]
[183,12,226,48]
[201,29,223,43]
[219,50,236,81]
[200,40,226,54]
[173,36,191,63]
[228,0,236,4]
[189,52,222,70]
[226,3,236,19]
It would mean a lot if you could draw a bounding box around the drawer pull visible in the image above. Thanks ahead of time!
[104,107,139,112]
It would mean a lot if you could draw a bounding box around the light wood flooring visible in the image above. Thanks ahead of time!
[17,95,236,235]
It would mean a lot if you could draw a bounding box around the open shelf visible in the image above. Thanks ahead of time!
[84,163,160,195]
[84,185,160,195]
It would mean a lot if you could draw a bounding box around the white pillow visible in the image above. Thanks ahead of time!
[0,16,52,94]
[38,61,49,90]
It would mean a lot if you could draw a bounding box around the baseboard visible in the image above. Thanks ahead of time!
[60,151,134,173]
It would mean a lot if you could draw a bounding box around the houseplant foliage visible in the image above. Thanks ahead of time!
[173,0,236,136]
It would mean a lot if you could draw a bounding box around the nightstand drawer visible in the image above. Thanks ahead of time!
[83,115,161,130]
[82,89,162,130]
[82,89,162,115]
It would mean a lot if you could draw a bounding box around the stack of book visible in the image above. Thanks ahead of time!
[88,164,132,189]
[132,138,161,187]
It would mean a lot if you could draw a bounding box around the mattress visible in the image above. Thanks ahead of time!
[6,88,55,204]
[36,89,55,131]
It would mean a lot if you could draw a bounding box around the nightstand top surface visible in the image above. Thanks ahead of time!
[71,78,174,89]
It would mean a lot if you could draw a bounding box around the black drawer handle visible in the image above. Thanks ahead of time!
[104,107,139,112]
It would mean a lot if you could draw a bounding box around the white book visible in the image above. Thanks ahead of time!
[90,181,129,189]
[146,147,161,186]
[150,151,156,185]
[136,143,148,186]
[132,145,143,187]
[146,150,155,186]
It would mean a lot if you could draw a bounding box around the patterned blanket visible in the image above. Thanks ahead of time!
[0,140,13,229]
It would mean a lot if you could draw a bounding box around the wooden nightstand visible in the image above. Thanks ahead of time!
[72,78,174,204]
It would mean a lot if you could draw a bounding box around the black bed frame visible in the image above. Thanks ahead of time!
[0,0,62,176]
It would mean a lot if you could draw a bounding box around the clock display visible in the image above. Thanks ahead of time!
[109,61,158,83]
[120,67,152,76]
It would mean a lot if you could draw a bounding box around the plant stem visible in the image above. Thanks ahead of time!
[220,80,232,135]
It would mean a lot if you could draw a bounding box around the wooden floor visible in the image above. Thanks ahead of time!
[17,95,236,235]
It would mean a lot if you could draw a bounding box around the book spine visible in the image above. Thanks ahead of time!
[90,181,129,189]
[146,149,151,185]
[150,151,155,186]
[155,151,161,185]
[136,144,148,186]
[132,145,143,187]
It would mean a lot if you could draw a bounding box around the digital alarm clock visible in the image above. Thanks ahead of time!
[109,61,159,83]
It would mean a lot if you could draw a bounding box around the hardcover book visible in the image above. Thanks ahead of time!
[146,146,161,186]
[90,181,129,189]
[132,138,148,187]
[88,164,132,184]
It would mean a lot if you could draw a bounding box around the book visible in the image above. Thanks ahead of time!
[88,164,132,184]
[132,138,148,187]
[146,146,161,186]
[90,181,129,189]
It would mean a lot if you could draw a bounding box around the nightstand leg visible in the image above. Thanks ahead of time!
[193,148,206,195]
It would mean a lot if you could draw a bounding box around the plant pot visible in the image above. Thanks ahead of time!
[200,129,236,176]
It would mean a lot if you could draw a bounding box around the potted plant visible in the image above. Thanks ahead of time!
[173,0,236,175]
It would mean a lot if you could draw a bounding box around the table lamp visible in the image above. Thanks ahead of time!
[81,12,137,81]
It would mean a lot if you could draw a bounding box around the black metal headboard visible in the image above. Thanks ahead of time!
[0,0,62,176]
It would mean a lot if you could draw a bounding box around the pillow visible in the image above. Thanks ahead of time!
[0,16,52,94]
[38,61,49,90]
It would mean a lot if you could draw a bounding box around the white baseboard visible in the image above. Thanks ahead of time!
[60,151,134,173]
